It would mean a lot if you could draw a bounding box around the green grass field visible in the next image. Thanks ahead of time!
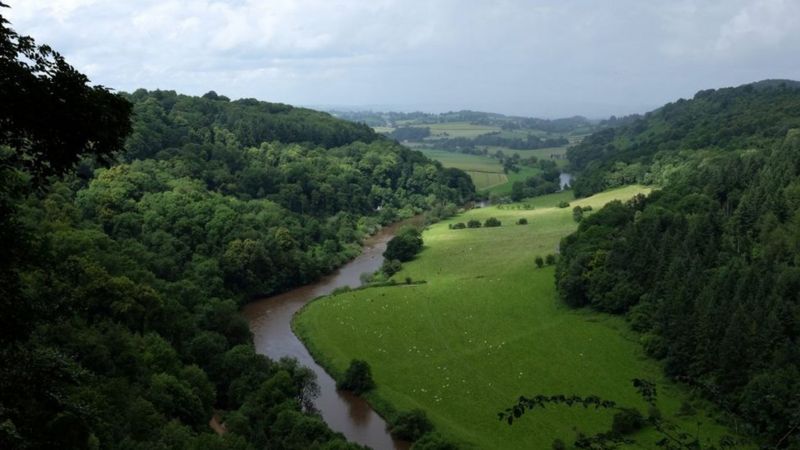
[373,126,395,134]
[425,122,500,138]
[484,145,567,160]
[483,145,570,169]
[416,148,508,190]
[484,166,541,196]
[295,186,744,449]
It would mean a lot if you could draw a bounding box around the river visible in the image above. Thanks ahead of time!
[559,172,573,190]
[241,223,411,450]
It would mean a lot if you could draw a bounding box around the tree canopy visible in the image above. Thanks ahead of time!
[557,82,800,447]
[0,7,473,449]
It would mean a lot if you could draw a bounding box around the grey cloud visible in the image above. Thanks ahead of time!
[6,0,800,117]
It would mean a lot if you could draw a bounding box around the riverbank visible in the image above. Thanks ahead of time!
[241,221,414,450]
[294,186,746,449]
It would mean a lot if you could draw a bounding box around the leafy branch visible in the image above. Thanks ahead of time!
[499,379,745,450]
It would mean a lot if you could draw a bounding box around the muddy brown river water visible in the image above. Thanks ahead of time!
[241,223,411,450]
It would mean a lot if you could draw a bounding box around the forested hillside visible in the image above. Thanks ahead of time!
[0,15,473,449]
[569,80,800,197]
[557,82,800,447]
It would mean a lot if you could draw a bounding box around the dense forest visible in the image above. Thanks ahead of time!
[568,80,800,197]
[0,13,473,450]
[557,82,800,447]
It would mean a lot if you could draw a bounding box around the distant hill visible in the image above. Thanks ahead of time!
[124,89,379,161]
[568,79,800,196]
[328,108,594,134]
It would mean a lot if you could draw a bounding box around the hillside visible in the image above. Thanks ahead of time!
[0,20,474,448]
[568,80,800,197]
[557,81,800,447]
[331,109,586,197]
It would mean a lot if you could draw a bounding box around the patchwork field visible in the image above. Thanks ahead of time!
[484,166,541,196]
[295,186,742,449]
[416,148,508,190]
[483,145,568,160]
[424,122,500,138]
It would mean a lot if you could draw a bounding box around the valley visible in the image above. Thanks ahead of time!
[4,4,800,448]
[295,186,742,449]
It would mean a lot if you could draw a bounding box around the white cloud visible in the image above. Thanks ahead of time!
[715,0,799,54]
[4,0,800,117]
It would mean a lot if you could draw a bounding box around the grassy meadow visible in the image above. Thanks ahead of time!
[295,186,743,449]
[416,148,508,190]
[424,122,500,138]
[379,123,580,192]
[413,148,550,193]
[484,145,568,163]
[484,166,541,196]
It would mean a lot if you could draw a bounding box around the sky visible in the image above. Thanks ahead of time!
[6,0,800,118]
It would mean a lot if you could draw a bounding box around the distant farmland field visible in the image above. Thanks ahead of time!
[416,148,508,190]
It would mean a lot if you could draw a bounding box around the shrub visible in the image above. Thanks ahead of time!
[677,400,696,417]
[332,286,352,295]
[411,432,458,450]
[451,222,466,230]
[557,201,570,208]
[484,217,501,227]
[581,205,593,212]
[535,256,544,268]
[611,408,645,435]
[517,218,528,225]
[390,409,434,441]
[337,360,375,394]
[551,438,567,450]
[648,405,662,421]
[545,254,557,265]
[381,259,403,277]
[384,227,423,262]
[405,277,412,285]
[572,206,584,222]
[466,219,481,228]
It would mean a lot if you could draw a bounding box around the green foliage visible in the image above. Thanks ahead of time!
[611,408,645,435]
[391,126,431,141]
[648,405,662,422]
[572,205,584,222]
[535,256,544,268]
[545,254,557,265]
[381,259,403,277]
[569,81,800,197]
[510,165,561,201]
[337,360,375,395]
[517,217,528,225]
[501,379,744,449]
[466,219,481,228]
[483,217,502,227]
[450,222,466,229]
[0,7,474,449]
[0,12,131,181]
[558,84,800,445]
[411,432,459,450]
[384,227,424,262]
[551,438,567,450]
[390,409,434,441]
[296,187,739,449]
[676,401,696,417]
[557,201,570,208]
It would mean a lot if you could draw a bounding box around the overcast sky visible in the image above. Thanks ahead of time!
[6,0,800,117]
